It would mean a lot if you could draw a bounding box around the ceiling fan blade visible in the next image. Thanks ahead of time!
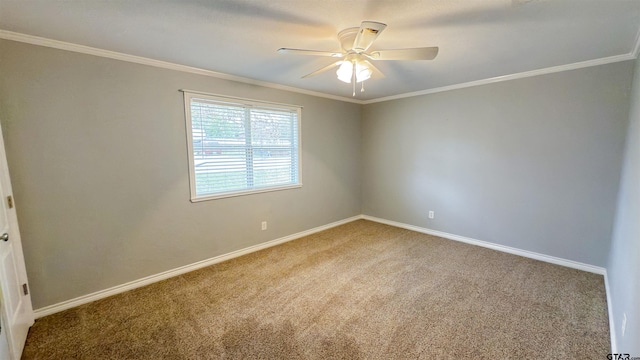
[301,61,343,78]
[362,60,385,79]
[369,47,439,60]
[277,48,344,57]
[353,21,387,52]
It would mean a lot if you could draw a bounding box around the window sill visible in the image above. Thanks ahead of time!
[190,183,302,202]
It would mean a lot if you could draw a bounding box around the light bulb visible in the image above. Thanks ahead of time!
[336,61,353,83]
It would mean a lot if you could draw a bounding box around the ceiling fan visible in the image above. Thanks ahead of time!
[277,21,439,96]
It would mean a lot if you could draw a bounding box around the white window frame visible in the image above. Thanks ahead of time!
[182,90,302,202]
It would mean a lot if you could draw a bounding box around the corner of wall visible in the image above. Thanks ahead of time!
[604,270,617,353]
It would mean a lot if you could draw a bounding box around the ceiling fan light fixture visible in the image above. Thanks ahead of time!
[336,61,353,83]
[355,61,372,83]
[337,59,371,84]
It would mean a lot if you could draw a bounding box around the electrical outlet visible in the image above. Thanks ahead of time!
[428,211,435,219]
[261,221,267,231]
[622,313,627,337]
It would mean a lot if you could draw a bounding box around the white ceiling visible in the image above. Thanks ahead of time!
[1,0,640,102]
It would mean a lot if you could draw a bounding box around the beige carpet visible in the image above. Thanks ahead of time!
[22,220,610,359]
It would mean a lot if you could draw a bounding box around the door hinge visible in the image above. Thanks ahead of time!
[22,283,29,296]
[7,195,13,209]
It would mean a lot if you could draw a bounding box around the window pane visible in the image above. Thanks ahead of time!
[191,100,248,196]
[250,108,298,188]
[250,108,295,146]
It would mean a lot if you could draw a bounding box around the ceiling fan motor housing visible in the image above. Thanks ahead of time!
[338,27,359,52]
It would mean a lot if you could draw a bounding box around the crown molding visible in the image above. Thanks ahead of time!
[0,30,364,105]
[632,25,640,59]
[362,53,636,104]
[1,29,637,105]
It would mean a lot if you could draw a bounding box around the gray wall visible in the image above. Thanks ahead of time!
[607,56,640,354]
[362,62,633,267]
[0,39,362,309]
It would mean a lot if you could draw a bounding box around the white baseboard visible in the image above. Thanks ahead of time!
[361,215,606,275]
[33,215,363,318]
[604,271,617,354]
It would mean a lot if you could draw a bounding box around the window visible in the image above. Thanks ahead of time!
[182,91,301,201]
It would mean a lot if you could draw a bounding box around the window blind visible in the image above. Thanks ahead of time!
[183,91,301,201]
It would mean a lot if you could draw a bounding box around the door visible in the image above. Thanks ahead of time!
[0,315,9,359]
[0,123,34,360]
